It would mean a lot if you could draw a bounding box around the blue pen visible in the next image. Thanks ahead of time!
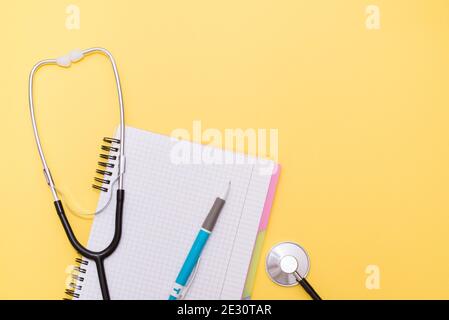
[169,181,231,300]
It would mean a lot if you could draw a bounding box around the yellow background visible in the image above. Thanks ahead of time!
[1,0,448,299]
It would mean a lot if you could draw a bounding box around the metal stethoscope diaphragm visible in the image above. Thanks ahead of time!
[266,242,322,300]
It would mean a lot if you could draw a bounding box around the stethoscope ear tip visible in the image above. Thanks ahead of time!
[56,49,84,67]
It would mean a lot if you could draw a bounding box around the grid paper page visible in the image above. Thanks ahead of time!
[76,126,274,299]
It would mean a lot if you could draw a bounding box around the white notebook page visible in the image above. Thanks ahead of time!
[76,126,274,300]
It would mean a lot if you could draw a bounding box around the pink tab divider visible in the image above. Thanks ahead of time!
[258,164,281,231]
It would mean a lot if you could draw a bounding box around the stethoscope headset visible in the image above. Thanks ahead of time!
[28,47,126,300]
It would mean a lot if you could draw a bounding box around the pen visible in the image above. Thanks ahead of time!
[168,181,231,300]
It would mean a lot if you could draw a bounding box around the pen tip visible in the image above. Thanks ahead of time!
[220,181,231,200]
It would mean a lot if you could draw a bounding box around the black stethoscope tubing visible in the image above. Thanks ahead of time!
[55,190,124,300]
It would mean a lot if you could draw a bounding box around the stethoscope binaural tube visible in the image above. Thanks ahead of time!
[28,47,126,300]
[54,191,124,300]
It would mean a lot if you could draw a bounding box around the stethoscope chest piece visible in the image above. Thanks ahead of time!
[266,241,322,300]
[266,242,310,286]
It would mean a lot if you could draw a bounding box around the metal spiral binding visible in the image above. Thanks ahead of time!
[92,137,121,192]
[64,257,90,300]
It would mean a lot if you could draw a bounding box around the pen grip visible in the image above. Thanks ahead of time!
[169,229,210,299]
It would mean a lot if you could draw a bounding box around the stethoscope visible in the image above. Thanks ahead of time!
[266,242,322,300]
[28,47,126,300]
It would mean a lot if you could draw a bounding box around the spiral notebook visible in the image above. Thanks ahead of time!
[68,126,279,300]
